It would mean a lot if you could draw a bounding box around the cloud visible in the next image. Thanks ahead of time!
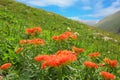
[16,0,120,21]
[80,0,91,4]
[82,20,99,26]
[16,0,78,8]
[82,6,92,10]
[68,16,99,26]
[88,0,120,18]
[112,0,120,7]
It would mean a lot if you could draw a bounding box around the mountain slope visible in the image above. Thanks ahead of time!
[95,11,120,34]
[0,0,120,79]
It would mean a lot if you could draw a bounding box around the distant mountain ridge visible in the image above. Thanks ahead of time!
[95,10,120,34]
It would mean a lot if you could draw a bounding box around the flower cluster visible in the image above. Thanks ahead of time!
[83,61,98,69]
[25,27,42,36]
[34,50,77,69]
[20,38,45,45]
[100,71,115,80]
[99,63,104,67]
[104,58,117,68]
[12,26,118,79]
[15,47,23,54]
[88,52,100,58]
[0,63,12,70]
[52,31,77,41]
[72,46,84,54]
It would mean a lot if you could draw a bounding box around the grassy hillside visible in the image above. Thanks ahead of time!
[95,11,120,34]
[0,0,120,80]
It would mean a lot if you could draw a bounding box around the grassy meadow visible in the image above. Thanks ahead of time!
[0,0,120,80]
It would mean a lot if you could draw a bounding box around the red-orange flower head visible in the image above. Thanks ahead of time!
[104,58,117,68]
[20,40,28,45]
[104,58,111,64]
[64,31,77,40]
[0,63,12,70]
[15,47,23,54]
[52,36,59,41]
[109,60,117,68]
[41,62,47,69]
[88,52,100,58]
[100,71,115,80]
[30,38,45,45]
[20,38,45,45]
[26,27,42,36]
[99,63,104,67]
[56,50,77,62]
[34,55,49,62]
[34,50,77,69]
[72,46,84,54]
[44,55,61,67]
[52,31,77,41]
[52,35,68,41]
[70,34,77,40]
[84,61,98,69]
[59,34,68,40]
[63,31,73,36]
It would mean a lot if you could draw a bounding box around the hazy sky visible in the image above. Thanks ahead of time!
[16,0,120,25]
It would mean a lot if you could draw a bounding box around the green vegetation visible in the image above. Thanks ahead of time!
[0,0,120,80]
[95,10,120,34]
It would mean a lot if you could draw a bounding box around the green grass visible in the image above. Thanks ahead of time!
[0,0,120,80]
[95,10,120,34]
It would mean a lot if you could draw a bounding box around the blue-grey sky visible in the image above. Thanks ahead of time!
[16,0,120,25]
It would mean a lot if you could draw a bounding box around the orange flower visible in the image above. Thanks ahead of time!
[63,31,77,39]
[52,36,59,41]
[0,63,12,70]
[30,38,45,45]
[52,31,77,41]
[59,34,68,40]
[104,58,111,64]
[20,40,28,44]
[15,47,23,54]
[109,60,117,68]
[88,52,100,58]
[84,61,98,69]
[63,31,73,36]
[20,38,45,45]
[100,71,115,80]
[44,55,61,67]
[33,27,42,33]
[34,55,49,62]
[41,62,47,69]
[70,34,77,40]
[99,63,104,67]
[72,46,84,54]
[56,50,73,55]
[35,50,77,69]
[56,50,77,62]
[52,34,68,41]
[26,28,34,35]
[104,58,117,68]
[26,27,42,36]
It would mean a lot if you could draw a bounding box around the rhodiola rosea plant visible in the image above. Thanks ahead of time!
[0,26,119,80]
